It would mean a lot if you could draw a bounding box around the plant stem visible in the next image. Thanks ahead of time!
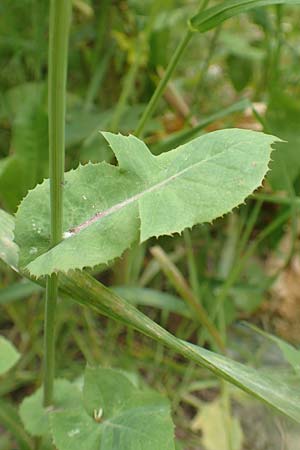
[191,26,221,112]
[135,30,193,138]
[134,0,212,137]
[44,0,71,407]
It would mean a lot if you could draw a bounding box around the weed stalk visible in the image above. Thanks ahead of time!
[44,0,71,406]
[134,0,211,138]
[135,30,193,138]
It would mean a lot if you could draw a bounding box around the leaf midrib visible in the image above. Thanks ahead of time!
[65,145,245,237]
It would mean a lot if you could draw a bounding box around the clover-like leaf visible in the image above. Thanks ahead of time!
[60,271,300,424]
[50,367,175,450]
[19,379,81,437]
[2,212,300,423]
[15,129,277,277]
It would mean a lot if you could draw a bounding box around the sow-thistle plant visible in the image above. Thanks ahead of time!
[1,0,300,449]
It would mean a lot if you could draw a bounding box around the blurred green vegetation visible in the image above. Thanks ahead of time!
[1,1,300,449]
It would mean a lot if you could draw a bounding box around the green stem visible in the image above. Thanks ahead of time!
[44,0,71,407]
[44,276,58,406]
[134,0,212,137]
[134,30,193,138]
[191,26,221,111]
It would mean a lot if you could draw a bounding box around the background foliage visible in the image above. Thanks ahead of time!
[1,1,300,449]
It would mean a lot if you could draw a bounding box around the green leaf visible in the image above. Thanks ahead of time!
[0,157,26,214]
[0,336,20,375]
[0,209,19,271]
[221,32,264,61]
[19,379,81,437]
[51,408,101,450]
[59,270,300,423]
[266,92,300,190]
[15,129,277,277]
[4,83,45,118]
[50,367,175,450]
[189,0,300,33]
[12,100,49,189]
[113,286,190,317]
[2,212,300,423]
[65,110,110,148]
[0,157,12,178]
[0,84,49,212]
[227,54,253,92]
[0,280,42,306]
[3,214,300,423]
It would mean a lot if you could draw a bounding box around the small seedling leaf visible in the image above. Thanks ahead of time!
[19,379,81,437]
